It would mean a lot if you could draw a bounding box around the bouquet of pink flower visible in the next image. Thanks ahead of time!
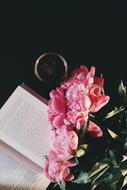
[44,66,127,190]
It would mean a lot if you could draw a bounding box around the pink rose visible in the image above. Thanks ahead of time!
[52,126,78,160]
[44,151,76,183]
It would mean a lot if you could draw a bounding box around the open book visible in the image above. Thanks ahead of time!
[0,85,51,190]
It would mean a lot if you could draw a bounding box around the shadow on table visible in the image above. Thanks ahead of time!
[47,183,90,190]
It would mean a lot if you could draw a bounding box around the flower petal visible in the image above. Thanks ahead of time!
[90,95,110,112]
[87,121,103,137]
[52,114,65,128]
[94,77,104,88]
[50,97,66,113]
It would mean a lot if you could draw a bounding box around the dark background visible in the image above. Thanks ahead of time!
[0,1,127,108]
[112,0,127,16]
[0,1,127,190]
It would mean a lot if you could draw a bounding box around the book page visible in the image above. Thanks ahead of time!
[0,86,51,168]
[0,141,50,190]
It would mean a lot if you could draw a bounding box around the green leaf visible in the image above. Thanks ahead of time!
[107,168,122,184]
[72,171,89,184]
[90,176,108,190]
[89,155,122,189]
[122,175,127,189]
[90,168,122,190]
[118,80,126,105]
[119,81,126,95]
[104,107,124,120]
[79,118,89,137]
[73,155,79,165]
[109,150,119,168]
[53,183,58,188]
[117,174,126,190]
[107,129,118,139]
[82,119,89,132]
[111,183,117,190]
[89,162,110,190]
[121,155,127,162]
[124,142,127,151]
[89,162,109,179]
[120,159,127,176]
[89,165,109,185]
[58,182,66,190]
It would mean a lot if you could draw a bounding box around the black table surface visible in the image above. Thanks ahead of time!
[0,1,127,107]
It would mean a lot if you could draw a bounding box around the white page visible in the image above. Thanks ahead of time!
[0,141,50,190]
[0,86,51,168]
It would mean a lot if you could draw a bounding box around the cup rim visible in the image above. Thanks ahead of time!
[34,52,68,83]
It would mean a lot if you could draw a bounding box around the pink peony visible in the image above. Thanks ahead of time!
[52,126,78,160]
[44,151,76,183]
[45,65,110,184]
[62,65,110,130]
